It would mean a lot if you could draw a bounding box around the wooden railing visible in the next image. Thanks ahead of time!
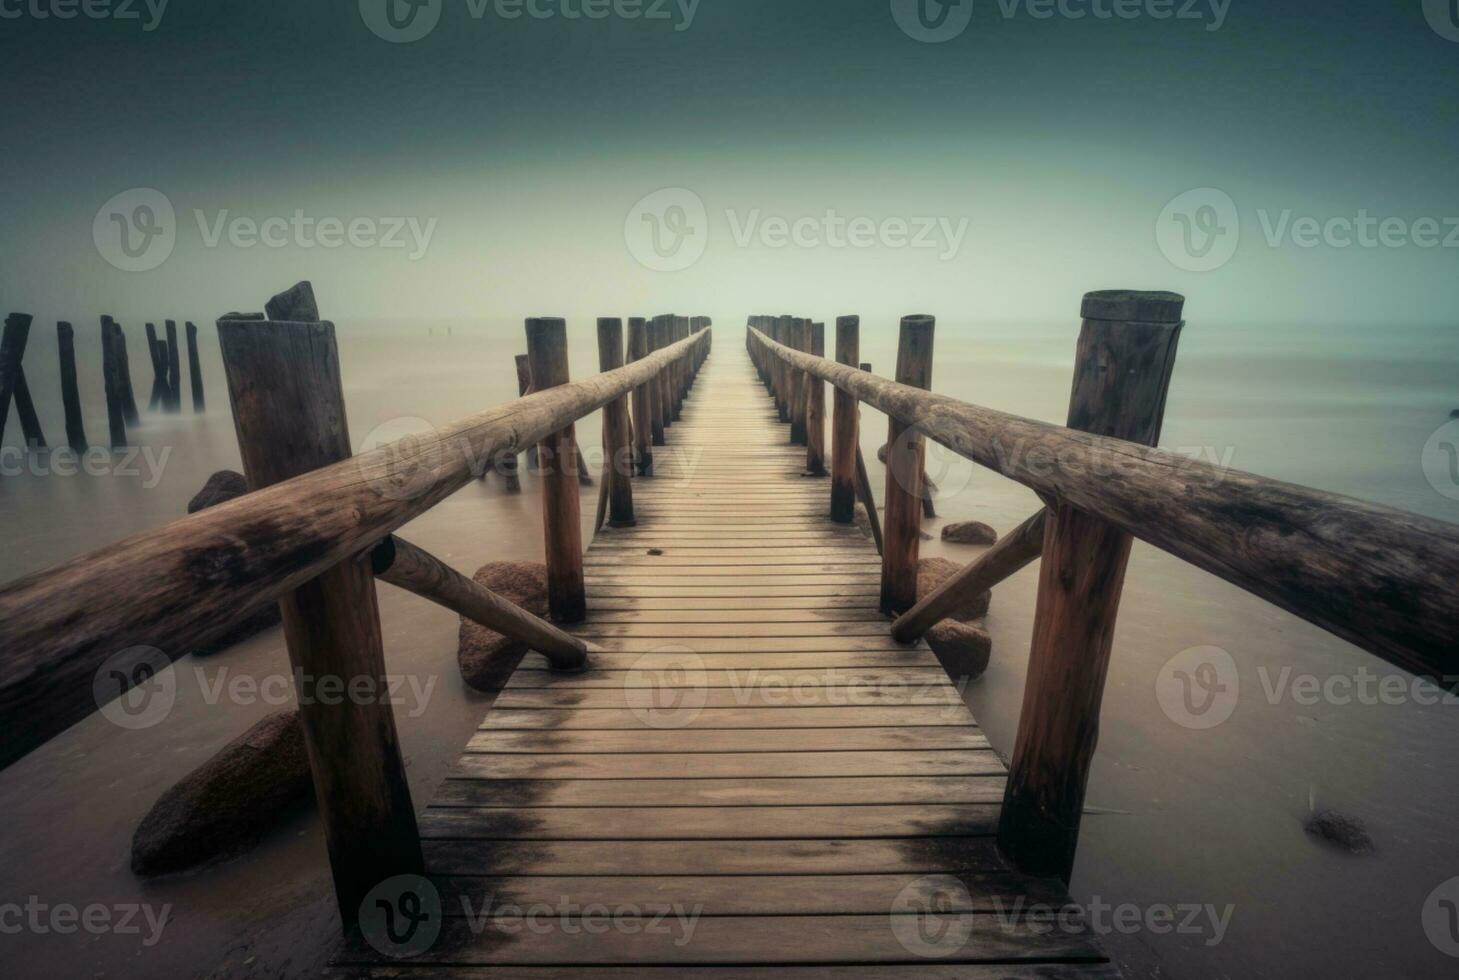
[746,291,1459,881]
[0,288,711,925]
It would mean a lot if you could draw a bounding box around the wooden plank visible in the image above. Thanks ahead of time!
[504,667,954,689]
[491,687,967,710]
[419,803,1001,839]
[467,727,985,754]
[423,837,1010,875]
[451,750,1003,780]
[330,964,1120,979]
[435,775,1006,807]
[481,705,978,730]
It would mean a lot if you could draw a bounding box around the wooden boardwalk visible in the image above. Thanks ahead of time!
[333,349,1116,976]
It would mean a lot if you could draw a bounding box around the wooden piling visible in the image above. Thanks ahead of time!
[526,317,587,624]
[99,317,127,449]
[855,363,884,555]
[648,317,667,446]
[805,321,827,475]
[56,322,88,452]
[830,317,860,521]
[186,321,205,412]
[114,324,140,426]
[880,316,935,614]
[0,313,31,443]
[145,323,167,410]
[164,320,182,412]
[773,316,792,421]
[788,318,808,445]
[12,368,45,449]
[998,290,1185,882]
[598,317,635,527]
[515,354,539,470]
[217,300,424,929]
[627,317,653,475]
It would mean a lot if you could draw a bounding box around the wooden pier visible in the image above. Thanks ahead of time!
[330,350,1114,976]
[2,287,1456,977]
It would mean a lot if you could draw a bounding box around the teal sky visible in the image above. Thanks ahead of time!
[1,0,1457,328]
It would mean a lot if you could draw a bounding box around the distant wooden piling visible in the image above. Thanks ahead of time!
[855,362,884,555]
[998,290,1185,882]
[114,324,140,426]
[805,321,827,475]
[598,317,635,527]
[145,323,167,410]
[0,314,29,444]
[99,317,127,448]
[648,317,667,446]
[217,291,424,927]
[880,316,935,614]
[830,317,860,521]
[788,318,808,445]
[627,318,653,476]
[56,322,88,452]
[515,354,538,470]
[526,318,587,623]
[773,316,792,421]
[1,313,46,449]
[186,322,205,412]
[164,320,182,412]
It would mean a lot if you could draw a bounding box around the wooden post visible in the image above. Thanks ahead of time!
[655,316,674,433]
[526,317,587,624]
[99,317,127,449]
[628,318,653,476]
[57,322,88,452]
[880,316,935,614]
[773,316,792,421]
[788,318,808,445]
[647,319,667,447]
[145,323,167,410]
[669,316,685,421]
[598,317,635,527]
[805,321,827,476]
[0,313,31,444]
[998,290,1185,882]
[855,363,884,556]
[830,317,860,521]
[186,321,205,412]
[112,325,139,426]
[515,354,539,470]
[164,320,182,413]
[217,300,423,929]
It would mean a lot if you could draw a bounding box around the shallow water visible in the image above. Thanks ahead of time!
[0,316,1456,978]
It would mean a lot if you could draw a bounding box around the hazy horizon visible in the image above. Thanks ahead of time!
[2,1,1457,329]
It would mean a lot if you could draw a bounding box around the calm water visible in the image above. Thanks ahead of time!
[0,316,1456,978]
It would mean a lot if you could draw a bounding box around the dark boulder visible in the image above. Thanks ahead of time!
[941,521,998,546]
[131,710,312,876]
[187,469,249,514]
[926,620,993,681]
[917,557,990,620]
[458,561,550,691]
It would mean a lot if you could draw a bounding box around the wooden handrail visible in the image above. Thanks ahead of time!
[0,326,711,771]
[747,325,1459,682]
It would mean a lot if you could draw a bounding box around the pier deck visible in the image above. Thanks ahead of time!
[332,350,1116,977]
